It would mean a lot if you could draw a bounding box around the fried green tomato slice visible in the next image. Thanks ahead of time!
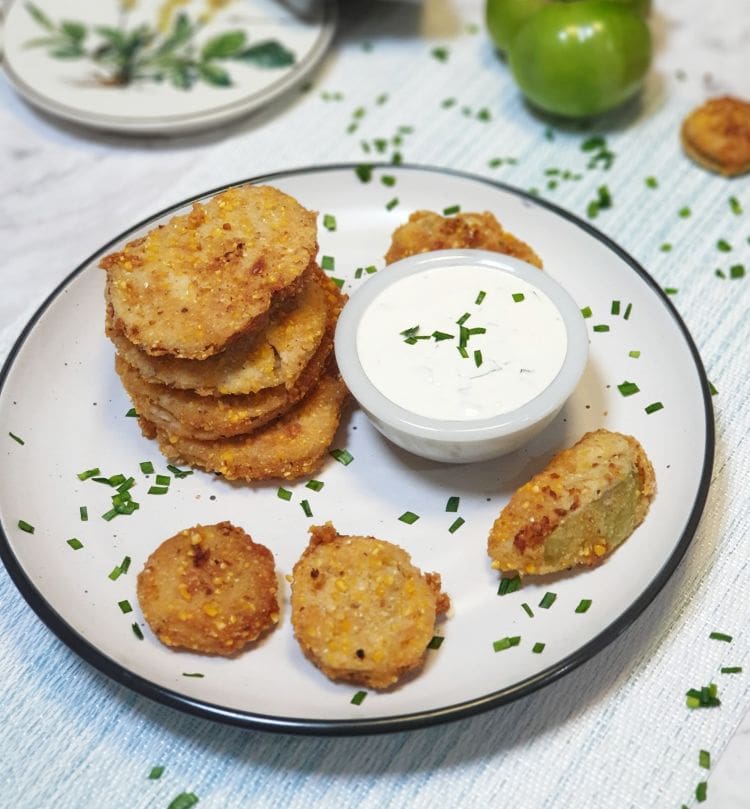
[141,368,349,481]
[137,521,279,655]
[488,429,656,576]
[291,522,450,689]
[101,184,318,360]
[385,210,543,268]
[681,96,750,177]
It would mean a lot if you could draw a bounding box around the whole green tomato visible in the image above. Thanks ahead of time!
[507,0,651,118]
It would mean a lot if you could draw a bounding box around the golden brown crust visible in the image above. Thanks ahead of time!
[487,429,656,576]
[291,522,449,689]
[101,184,318,359]
[144,368,349,481]
[106,265,341,396]
[681,96,750,176]
[136,521,279,655]
[385,210,543,268]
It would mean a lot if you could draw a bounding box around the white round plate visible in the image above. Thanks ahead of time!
[0,165,713,734]
[1,0,335,135]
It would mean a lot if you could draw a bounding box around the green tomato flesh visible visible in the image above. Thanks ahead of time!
[508,1,652,118]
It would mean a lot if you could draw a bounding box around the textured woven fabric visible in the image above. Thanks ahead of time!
[2,1,750,806]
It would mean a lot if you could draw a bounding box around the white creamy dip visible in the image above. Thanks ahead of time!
[356,265,568,421]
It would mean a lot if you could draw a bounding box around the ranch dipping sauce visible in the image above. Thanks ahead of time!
[356,265,568,422]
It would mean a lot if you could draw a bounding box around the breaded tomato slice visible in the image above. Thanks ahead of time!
[291,522,450,689]
[681,96,750,176]
[101,184,317,360]
[385,210,542,268]
[137,522,279,655]
[488,429,655,576]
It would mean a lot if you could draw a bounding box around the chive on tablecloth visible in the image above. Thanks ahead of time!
[2,1,749,806]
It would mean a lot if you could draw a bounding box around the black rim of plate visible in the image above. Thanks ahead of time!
[0,164,715,736]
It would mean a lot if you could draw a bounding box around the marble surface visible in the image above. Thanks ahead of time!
[2,0,750,806]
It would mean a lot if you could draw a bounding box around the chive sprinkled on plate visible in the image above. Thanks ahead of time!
[699,750,711,769]
[77,467,100,481]
[385,197,399,211]
[617,381,640,397]
[148,765,164,779]
[381,175,396,188]
[717,239,732,252]
[398,511,419,524]
[696,782,707,803]
[427,635,444,650]
[448,517,465,534]
[678,206,691,218]
[493,635,521,652]
[512,292,525,303]
[80,506,88,521]
[475,290,486,305]
[118,599,133,614]
[611,300,620,315]
[539,592,557,609]
[18,520,34,534]
[148,485,169,495]
[182,672,204,678]
[167,792,199,809]
[120,556,131,574]
[351,690,367,705]
[277,487,292,501]
[166,464,193,478]
[730,264,746,279]
[581,306,592,318]
[355,164,373,182]
[323,213,337,231]
[8,431,24,445]
[443,204,460,215]
[497,575,522,596]
[645,401,664,414]
[522,603,534,618]
[473,350,483,368]
[154,474,169,487]
[305,479,324,492]
[321,255,335,270]
[709,631,732,642]
[592,324,610,332]
[664,287,678,295]
[686,682,720,709]
[432,331,454,342]
[445,496,460,512]
[532,642,545,654]
[67,538,83,550]
[645,176,658,188]
[575,599,592,613]
[330,448,354,465]
[623,302,633,320]
[456,312,470,325]
[660,243,672,253]
[125,407,138,417]
[629,350,641,358]
[721,666,742,674]
[109,565,123,581]
[132,623,144,640]
[300,499,313,518]
[729,196,743,215]
[431,46,449,62]
[139,461,154,474]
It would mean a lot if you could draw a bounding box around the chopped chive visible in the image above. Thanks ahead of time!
[623,303,633,320]
[77,467,101,481]
[664,287,678,295]
[355,164,373,182]
[277,487,292,501]
[443,204,461,215]
[715,268,726,278]
[380,175,397,188]
[321,255,335,270]
[400,325,420,338]
[448,517,465,534]
[154,474,169,487]
[512,292,525,303]
[521,602,534,618]
[8,431,24,445]
[459,326,469,348]
[351,690,367,705]
[475,290,486,305]
[493,635,521,652]
[138,460,154,474]
[575,598,592,613]
[107,474,125,486]
[617,381,640,397]
[322,213,337,231]
[709,631,732,642]
[686,683,720,708]
[717,239,732,252]
[167,793,200,809]
[497,575,522,596]
[147,486,169,495]
[109,566,122,581]
[67,538,83,550]
[581,135,605,152]
[305,479,324,492]
[696,782,707,803]
[473,350,483,368]
[441,97,457,108]
[456,312,471,326]
[117,477,135,493]
[467,327,486,336]
[432,331,454,341]
[580,306,592,318]
[354,267,363,279]
[330,448,354,465]
[18,520,34,534]
[391,151,403,165]
[645,176,658,189]
[611,300,621,315]
[300,499,313,518]
[118,600,133,614]
[102,508,119,521]
[729,196,743,215]
[660,243,672,253]
[645,401,664,414]
[476,108,492,122]
[457,346,469,359]
[427,635,444,650]
[119,556,131,574]
[709,381,718,396]
[593,324,610,332]
[365,265,377,274]
[431,46,449,62]
[385,197,399,211]
[678,206,691,218]
[720,666,742,674]
[730,264,746,279]
[148,765,164,779]
[182,672,204,678]
[532,642,545,654]
[699,750,711,769]
[629,350,641,358]
[125,407,138,417]
[79,506,88,521]
[166,464,193,478]
[373,137,387,153]
[399,511,419,524]
[539,592,557,609]
[445,496,460,512]
[132,623,144,640]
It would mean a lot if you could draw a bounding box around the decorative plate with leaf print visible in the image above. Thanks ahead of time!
[1,0,335,134]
